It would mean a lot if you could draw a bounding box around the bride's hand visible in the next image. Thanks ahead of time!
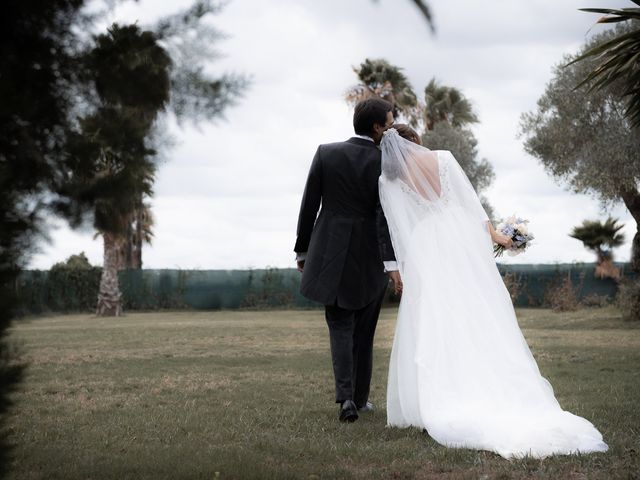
[496,234,513,249]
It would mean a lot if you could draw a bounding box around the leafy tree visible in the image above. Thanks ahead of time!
[346,58,420,126]
[569,217,626,279]
[155,0,248,124]
[520,24,640,272]
[569,1,640,126]
[0,0,87,474]
[51,252,94,271]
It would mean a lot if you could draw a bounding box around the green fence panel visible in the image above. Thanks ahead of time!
[495,263,635,307]
[15,263,635,313]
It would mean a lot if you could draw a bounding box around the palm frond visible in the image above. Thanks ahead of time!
[411,0,435,32]
[578,7,640,19]
[568,5,640,127]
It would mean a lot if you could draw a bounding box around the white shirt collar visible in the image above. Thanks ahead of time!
[353,134,374,142]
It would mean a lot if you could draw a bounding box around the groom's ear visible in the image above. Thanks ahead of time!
[372,116,389,138]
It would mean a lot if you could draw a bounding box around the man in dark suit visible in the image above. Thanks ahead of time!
[294,98,402,423]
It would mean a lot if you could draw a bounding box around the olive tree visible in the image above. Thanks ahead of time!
[520,24,640,271]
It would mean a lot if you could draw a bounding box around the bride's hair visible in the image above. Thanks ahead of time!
[381,125,429,182]
[394,124,422,145]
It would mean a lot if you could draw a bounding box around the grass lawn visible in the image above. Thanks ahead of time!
[3,306,640,479]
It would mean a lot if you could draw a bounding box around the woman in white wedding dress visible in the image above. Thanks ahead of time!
[379,126,608,459]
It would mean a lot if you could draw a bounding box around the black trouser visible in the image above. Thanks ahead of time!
[324,287,387,407]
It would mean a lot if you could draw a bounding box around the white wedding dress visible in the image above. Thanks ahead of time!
[379,129,608,459]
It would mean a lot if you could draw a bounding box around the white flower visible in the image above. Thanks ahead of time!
[516,223,529,235]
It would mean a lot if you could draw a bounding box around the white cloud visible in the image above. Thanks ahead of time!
[29,0,636,269]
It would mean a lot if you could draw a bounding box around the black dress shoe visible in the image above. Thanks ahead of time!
[339,400,358,423]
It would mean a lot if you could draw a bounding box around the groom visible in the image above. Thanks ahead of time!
[294,98,401,423]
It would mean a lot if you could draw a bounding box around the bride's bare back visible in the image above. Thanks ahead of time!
[410,150,441,199]
[393,124,441,200]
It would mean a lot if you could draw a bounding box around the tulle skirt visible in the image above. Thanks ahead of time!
[386,205,608,458]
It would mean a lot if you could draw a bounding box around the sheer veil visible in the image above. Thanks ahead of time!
[379,128,491,273]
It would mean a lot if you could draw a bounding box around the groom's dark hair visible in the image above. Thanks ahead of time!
[353,98,393,136]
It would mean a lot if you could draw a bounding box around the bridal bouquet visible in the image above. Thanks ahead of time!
[494,214,534,257]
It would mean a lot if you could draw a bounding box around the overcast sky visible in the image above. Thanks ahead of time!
[30,0,634,270]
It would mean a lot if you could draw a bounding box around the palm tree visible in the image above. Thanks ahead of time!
[569,217,626,279]
[346,58,420,126]
[65,24,171,316]
[64,4,247,316]
[569,2,640,126]
[423,78,479,131]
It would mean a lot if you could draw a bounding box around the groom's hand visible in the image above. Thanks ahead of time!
[388,271,403,295]
[297,260,305,273]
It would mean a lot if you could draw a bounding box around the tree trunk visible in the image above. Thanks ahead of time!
[132,208,143,269]
[118,219,133,270]
[120,208,143,270]
[97,232,123,316]
[594,250,621,280]
[117,232,128,271]
[621,188,640,272]
[632,233,640,273]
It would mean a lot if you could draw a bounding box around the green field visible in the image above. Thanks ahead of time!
[4,307,640,479]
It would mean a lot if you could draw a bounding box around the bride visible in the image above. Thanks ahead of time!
[379,126,608,459]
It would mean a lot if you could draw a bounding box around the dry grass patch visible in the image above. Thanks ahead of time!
[3,306,639,480]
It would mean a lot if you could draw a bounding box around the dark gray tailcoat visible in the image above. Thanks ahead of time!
[294,137,396,310]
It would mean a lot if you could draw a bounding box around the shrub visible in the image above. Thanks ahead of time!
[543,271,584,312]
[501,272,523,304]
[581,293,612,308]
[616,278,640,321]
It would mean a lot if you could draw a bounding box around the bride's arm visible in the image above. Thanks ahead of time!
[486,221,513,248]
